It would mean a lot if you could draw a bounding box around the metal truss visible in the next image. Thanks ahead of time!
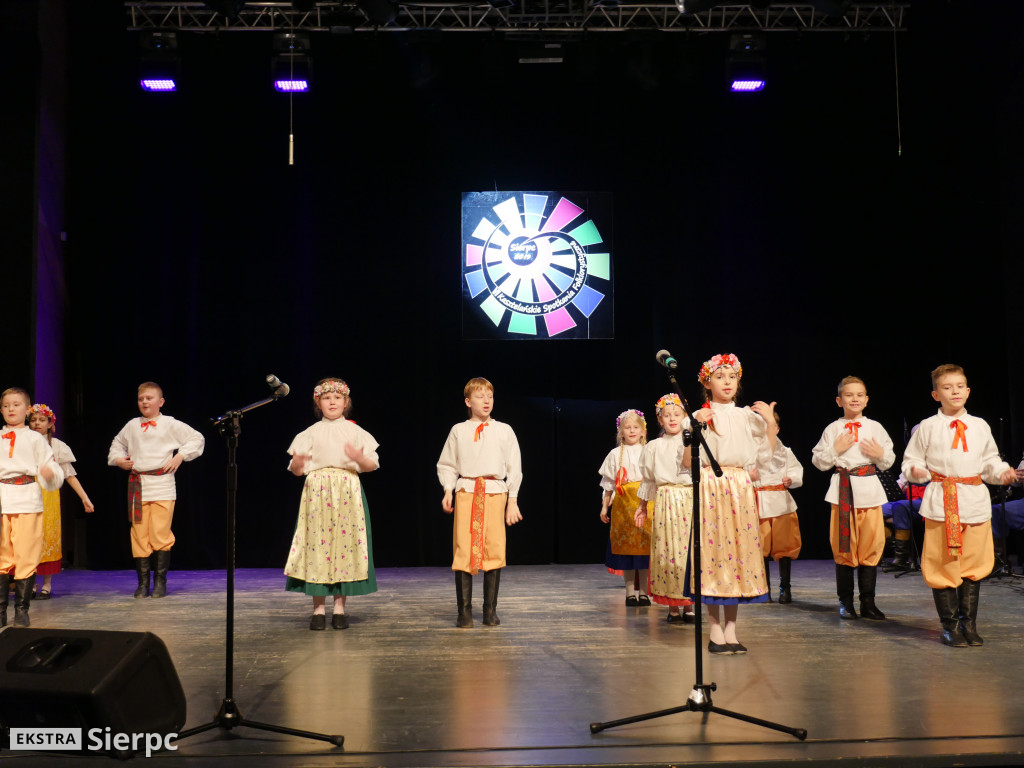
[125,2,908,33]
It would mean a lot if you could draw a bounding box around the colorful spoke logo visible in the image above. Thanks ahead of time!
[461,192,613,339]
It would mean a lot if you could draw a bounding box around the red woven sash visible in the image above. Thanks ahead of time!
[929,471,983,557]
[128,468,168,523]
[835,465,876,553]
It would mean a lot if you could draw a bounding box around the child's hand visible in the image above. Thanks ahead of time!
[860,438,884,461]
[600,508,609,524]
[442,490,453,514]
[1015,468,1024,485]
[634,504,648,529]
[344,443,362,462]
[115,456,134,471]
[748,466,760,483]
[505,499,523,525]
[693,408,713,424]
[290,453,310,476]
[162,453,185,474]
[782,477,792,488]
[39,464,54,482]
[909,466,930,482]
[833,433,856,455]
[83,499,95,514]
[1000,468,1018,485]
[751,400,778,429]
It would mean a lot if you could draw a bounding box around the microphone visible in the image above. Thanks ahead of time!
[266,374,290,398]
[656,349,679,371]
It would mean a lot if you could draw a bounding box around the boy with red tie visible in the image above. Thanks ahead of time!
[108,382,204,598]
[0,387,64,626]
[902,364,1016,646]
[812,376,895,621]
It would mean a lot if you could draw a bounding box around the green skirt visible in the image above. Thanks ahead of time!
[285,481,377,597]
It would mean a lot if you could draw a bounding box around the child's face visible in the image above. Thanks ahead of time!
[137,388,164,419]
[658,404,685,435]
[1,394,29,427]
[932,373,970,414]
[706,367,739,403]
[316,391,348,421]
[836,383,868,419]
[620,417,645,446]
[29,412,52,436]
[464,387,494,421]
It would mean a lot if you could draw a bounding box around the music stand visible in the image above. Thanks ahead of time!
[590,358,806,741]
[173,394,344,749]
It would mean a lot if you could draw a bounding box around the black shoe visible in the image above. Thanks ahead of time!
[332,614,349,630]
[839,600,859,619]
[707,640,735,655]
[682,609,696,624]
[309,614,326,631]
[151,551,170,598]
[728,642,748,654]
[859,598,886,621]
[666,612,686,624]
[455,571,473,628]
[625,595,639,607]
[482,569,501,626]
[637,594,651,606]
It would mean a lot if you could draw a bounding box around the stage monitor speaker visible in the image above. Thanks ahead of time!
[0,628,186,740]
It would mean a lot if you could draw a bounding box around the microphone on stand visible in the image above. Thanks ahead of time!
[266,374,290,398]
[656,349,679,371]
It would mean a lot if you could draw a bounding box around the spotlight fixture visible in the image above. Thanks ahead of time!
[272,32,312,93]
[139,31,179,92]
[726,33,766,93]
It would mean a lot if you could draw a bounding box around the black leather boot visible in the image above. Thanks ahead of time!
[13,575,35,627]
[958,578,983,646]
[883,537,912,572]
[933,587,967,646]
[778,557,793,604]
[836,563,858,619]
[763,557,773,602]
[455,571,473,628]
[134,557,152,598]
[482,569,501,626]
[151,551,171,598]
[0,573,9,627]
[858,565,886,620]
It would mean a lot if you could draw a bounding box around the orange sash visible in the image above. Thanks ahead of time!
[929,471,983,557]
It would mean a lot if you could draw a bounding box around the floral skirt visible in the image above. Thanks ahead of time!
[697,466,767,604]
[284,468,377,597]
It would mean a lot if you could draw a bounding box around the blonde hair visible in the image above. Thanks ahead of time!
[837,376,866,395]
[463,377,494,398]
[931,364,966,390]
[138,381,163,398]
[0,388,30,408]
[616,412,647,476]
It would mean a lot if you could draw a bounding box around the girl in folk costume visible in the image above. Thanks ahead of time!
[634,395,696,623]
[599,409,652,607]
[285,378,379,631]
[691,354,779,655]
[28,404,95,598]
[755,410,803,604]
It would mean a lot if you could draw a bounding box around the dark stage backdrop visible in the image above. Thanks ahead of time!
[15,2,1024,570]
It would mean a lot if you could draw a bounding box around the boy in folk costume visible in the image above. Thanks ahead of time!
[0,388,64,626]
[437,378,523,628]
[108,382,205,598]
[755,411,803,603]
[811,376,895,621]
[902,364,1016,647]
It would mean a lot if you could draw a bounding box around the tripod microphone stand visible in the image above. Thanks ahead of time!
[590,355,806,741]
[174,383,344,749]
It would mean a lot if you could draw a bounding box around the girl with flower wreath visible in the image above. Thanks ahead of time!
[27,404,95,599]
[284,378,379,631]
[598,409,652,607]
[634,394,697,624]
[690,353,779,655]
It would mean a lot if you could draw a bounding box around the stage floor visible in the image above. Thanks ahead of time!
[3,560,1024,767]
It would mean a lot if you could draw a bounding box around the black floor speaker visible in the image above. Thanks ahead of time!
[0,628,186,736]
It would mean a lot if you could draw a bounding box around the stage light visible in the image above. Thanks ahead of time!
[272,33,313,93]
[139,31,179,92]
[726,33,766,94]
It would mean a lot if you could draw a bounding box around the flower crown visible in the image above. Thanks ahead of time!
[313,380,350,398]
[698,353,742,383]
[616,409,646,433]
[28,403,56,429]
[655,393,683,416]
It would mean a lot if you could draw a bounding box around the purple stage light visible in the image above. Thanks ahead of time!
[274,78,310,93]
[730,79,765,92]
[141,78,177,92]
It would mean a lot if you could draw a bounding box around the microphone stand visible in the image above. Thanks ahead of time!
[173,393,344,749]
[590,362,806,741]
